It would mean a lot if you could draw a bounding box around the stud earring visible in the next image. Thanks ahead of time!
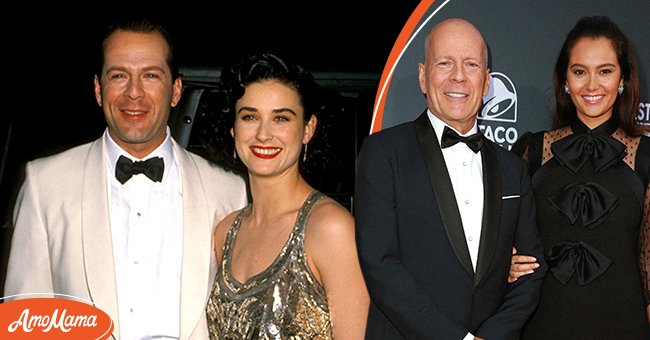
[303,144,308,162]
[618,84,624,94]
[564,82,570,94]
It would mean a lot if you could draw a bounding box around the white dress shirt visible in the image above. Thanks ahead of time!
[428,111,484,271]
[428,112,485,340]
[105,128,183,340]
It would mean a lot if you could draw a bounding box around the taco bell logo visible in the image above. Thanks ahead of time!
[638,102,650,125]
[480,72,517,123]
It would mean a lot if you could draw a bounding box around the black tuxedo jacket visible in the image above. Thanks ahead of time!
[355,112,547,339]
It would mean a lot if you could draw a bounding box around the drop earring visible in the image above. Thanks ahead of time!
[564,82,570,94]
[303,144,308,162]
[618,84,624,94]
[233,148,237,160]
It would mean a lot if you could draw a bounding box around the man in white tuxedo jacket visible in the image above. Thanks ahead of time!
[4,18,247,339]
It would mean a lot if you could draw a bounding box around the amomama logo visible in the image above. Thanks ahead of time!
[0,295,113,339]
[480,72,517,123]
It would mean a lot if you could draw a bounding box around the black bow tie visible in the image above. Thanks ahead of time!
[440,126,483,153]
[115,155,164,184]
[550,132,626,174]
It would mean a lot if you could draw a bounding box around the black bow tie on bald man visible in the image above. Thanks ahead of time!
[115,155,164,184]
[440,126,483,153]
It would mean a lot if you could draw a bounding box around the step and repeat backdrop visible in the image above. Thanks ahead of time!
[375,0,649,149]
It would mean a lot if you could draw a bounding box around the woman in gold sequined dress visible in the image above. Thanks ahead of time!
[205,53,369,339]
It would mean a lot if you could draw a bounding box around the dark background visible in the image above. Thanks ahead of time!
[0,4,420,291]
[4,3,419,159]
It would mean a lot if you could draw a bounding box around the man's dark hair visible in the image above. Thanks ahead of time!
[96,17,180,81]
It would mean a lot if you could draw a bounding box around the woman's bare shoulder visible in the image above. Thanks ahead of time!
[305,196,355,245]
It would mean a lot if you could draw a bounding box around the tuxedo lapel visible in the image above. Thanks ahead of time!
[174,143,214,339]
[414,113,474,277]
[81,138,120,337]
[474,140,502,286]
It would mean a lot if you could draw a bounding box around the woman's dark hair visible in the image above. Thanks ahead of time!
[220,53,321,123]
[217,52,326,176]
[552,15,645,136]
[96,17,180,81]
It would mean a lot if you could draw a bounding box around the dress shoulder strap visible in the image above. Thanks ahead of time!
[293,190,325,237]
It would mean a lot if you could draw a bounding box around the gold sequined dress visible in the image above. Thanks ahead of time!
[206,190,332,339]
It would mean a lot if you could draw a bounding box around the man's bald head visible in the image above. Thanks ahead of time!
[425,18,488,68]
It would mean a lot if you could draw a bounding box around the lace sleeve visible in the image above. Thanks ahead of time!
[640,182,650,305]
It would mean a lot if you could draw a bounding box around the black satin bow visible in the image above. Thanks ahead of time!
[440,126,483,153]
[545,241,612,286]
[551,132,626,174]
[548,181,618,229]
[115,155,164,184]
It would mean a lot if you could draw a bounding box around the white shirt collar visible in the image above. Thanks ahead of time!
[426,109,479,144]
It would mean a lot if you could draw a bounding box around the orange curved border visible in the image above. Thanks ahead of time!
[371,0,435,134]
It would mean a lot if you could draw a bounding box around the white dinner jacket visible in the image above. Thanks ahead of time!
[4,136,247,339]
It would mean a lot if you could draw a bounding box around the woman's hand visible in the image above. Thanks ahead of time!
[509,246,540,283]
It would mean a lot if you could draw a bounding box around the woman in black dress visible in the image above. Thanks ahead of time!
[509,15,650,339]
